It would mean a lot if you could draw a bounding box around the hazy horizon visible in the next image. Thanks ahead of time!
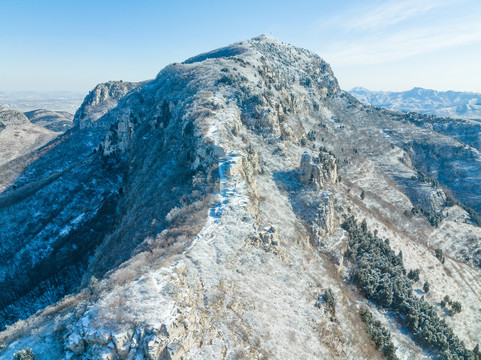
[1,0,480,93]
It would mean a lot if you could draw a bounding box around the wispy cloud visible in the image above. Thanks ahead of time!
[317,0,454,32]
[323,20,481,66]
[343,0,440,31]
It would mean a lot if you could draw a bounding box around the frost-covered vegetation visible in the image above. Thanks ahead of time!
[342,216,473,359]
[13,347,35,360]
[359,306,398,360]
[1,36,481,359]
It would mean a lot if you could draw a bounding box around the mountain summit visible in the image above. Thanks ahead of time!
[1,36,481,359]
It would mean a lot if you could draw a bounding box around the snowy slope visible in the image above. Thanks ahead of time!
[350,86,481,120]
[1,36,480,360]
[0,105,58,167]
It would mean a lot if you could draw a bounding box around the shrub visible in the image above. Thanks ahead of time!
[307,130,316,141]
[451,301,462,314]
[408,269,420,282]
[411,206,443,227]
[323,287,336,313]
[13,348,35,360]
[217,74,233,85]
[423,281,430,293]
[440,295,462,315]
[360,190,365,200]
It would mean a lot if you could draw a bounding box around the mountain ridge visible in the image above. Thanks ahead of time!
[1,36,480,359]
[350,86,481,120]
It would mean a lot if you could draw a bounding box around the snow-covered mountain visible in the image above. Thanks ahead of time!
[0,105,69,173]
[1,36,481,359]
[24,109,73,132]
[350,86,481,120]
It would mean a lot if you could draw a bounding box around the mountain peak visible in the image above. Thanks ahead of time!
[0,104,29,126]
[73,80,140,129]
[2,37,481,360]
[250,34,280,43]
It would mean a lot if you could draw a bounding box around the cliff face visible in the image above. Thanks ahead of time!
[1,36,481,360]
[73,81,140,129]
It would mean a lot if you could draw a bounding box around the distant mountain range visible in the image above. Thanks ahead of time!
[0,91,85,113]
[350,87,481,120]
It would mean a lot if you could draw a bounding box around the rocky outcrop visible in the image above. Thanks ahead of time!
[73,81,140,129]
[259,225,278,245]
[299,150,338,191]
[0,105,29,126]
[404,182,446,213]
[62,262,213,360]
[299,191,337,242]
[293,151,339,241]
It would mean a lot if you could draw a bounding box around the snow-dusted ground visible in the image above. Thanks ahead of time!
[0,117,57,167]
[1,35,481,360]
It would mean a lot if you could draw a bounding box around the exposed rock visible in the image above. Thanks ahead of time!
[259,225,278,245]
[111,329,133,357]
[299,150,338,190]
[73,81,140,129]
[405,182,446,213]
[299,152,322,189]
[1,36,481,360]
[66,332,85,354]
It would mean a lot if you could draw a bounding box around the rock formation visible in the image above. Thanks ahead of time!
[1,36,481,360]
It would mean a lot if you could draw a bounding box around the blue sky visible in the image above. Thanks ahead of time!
[1,0,480,93]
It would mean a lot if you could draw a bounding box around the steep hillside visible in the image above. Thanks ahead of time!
[24,109,74,132]
[1,36,480,360]
[73,81,141,129]
[350,87,481,120]
[0,105,58,168]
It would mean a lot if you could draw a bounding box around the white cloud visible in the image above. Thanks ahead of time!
[322,19,481,66]
[347,0,439,30]
[316,0,454,32]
